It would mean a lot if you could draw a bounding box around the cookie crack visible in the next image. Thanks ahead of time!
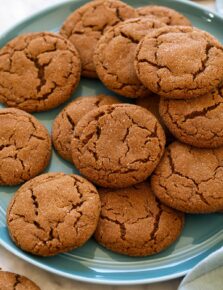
[120,31,138,44]
[29,133,46,142]
[149,198,162,242]
[30,188,39,216]
[79,110,113,146]
[192,43,214,81]
[0,144,11,151]
[116,7,124,22]
[167,149,210,205]
[165,102,188,135]
[66,112,75,131]
[138,58,166,70]
[15,154,25,170]
[101,215,126,240]
[33,58,47,93]
[182,102,222,122]
[13,274,21,290]
[24,52,54,93]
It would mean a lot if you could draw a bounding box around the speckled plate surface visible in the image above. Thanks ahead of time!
[0,0,223,285]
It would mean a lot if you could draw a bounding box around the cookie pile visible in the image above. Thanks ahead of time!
[0,0,222,260]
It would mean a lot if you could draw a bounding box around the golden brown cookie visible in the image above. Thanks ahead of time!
[0,32,81,112]
[151,141,223,213]
[52,94,119,162]
[159,87,223,148]
[0,271,40,290]
[94,182,184,256]
[94,17,165,98]
[136,5,191,26]
[135,26,223,99]
[71,104,166,188]
[7,173,101,256]
[0,108,51,186]
[60,0,137,78]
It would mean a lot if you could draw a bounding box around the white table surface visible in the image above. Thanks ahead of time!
[0,0,216,289]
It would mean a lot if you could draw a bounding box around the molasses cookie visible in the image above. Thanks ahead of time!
[151,142,223,213]
[0,32,81,112]
[60,0,137,78]
[94,17,165,98]
[71,104,166,188]
[52,94,119,162]
[159,87,223,148]
[0,108,51,186]
[7,173,101,256]
[0,271,40,290]
[137,5,191,26]
[94,182,184,256]
[135,26,223,99]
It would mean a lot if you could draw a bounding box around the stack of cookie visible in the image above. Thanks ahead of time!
[0,0,222,262]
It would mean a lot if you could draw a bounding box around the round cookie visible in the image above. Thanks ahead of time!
[0,108,51,186]
[60,0,137,78]
[52,94,119,162]
[0,271,40,290]
[0,32,81,112]
[151,141,223,213]
[159,87,223,148]
[94,182,184,256]
[7,173,101,256]
[136,5,191,26]
[94,17,165,98]
[135,26,223,99]
[71,104,166,188]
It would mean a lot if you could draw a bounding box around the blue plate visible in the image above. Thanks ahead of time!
[0,0,223,285]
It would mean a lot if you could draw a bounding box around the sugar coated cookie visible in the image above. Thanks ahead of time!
[94,17,165,98]
[94,182,184,256]
[71,104,165,188]
[0,108,51,186]
[151,142,223,213]
[135,26,223,99]
[0,32,81,112]
[7,173,101,256]
[159,88,223,148]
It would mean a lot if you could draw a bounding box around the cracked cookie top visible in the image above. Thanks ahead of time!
[0,32,81,112]
[60,0,137,78]
[0,108,51,186]
[136,5,191,26]
[52,94,119,162]
[94,17,165,98]
[151,141,223,213]
[159,87,223,148]
[0,271,40,290]
[7,173,101,256]
[71,104,166,188]
[135,26,223,99]
[94,182,184,256]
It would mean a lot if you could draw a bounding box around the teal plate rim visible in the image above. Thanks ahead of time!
[0,0,223,285]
